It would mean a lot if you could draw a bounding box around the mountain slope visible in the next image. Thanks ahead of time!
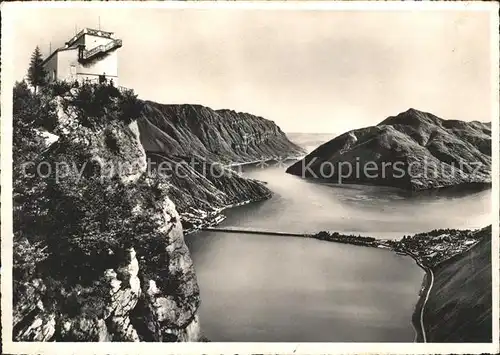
[423,227,492,342]
[146,152,271,229]
[138,102,305,165]
[136,102,302,226]
[286,108,491,190]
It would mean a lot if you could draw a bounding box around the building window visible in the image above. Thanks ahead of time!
[52,70,56,81]
[70,65,76,75]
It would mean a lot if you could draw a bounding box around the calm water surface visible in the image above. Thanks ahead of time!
[185,164,491,342]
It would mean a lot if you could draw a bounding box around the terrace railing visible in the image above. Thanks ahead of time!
[80,39,123,62]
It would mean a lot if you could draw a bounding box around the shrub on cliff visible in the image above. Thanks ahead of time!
[14,136,173,312]
[12,81,135,321]
[40,79,74,98]
[13,238,48,284]
[116,88,144,125]
[13,80,57,325]
[13,80,56,143]
[71,83,118,128]
[13,80,55,234]
[71,83,143,128]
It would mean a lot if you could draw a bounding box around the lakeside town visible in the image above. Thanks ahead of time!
[390,227,490,267]
[309,227,488,269]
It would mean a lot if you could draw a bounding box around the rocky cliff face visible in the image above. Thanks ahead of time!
[13,83,201,342]
[286,108,491,190]
[138,102,305,165]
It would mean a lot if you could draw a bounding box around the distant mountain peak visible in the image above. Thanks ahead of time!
[400,107,435,118]
[378,108,442,127]
[404,107,419,114]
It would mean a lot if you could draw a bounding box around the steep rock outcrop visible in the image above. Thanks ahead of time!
[286,108,491,190]
[138,102,305,164]
[13,85,201,342]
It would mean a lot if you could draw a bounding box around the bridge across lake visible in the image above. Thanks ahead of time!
[201,227,309,238]
[200,227,393,250]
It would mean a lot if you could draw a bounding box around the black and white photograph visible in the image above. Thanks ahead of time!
[1,1,499,354]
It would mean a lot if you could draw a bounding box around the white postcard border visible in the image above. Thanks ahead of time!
[1,1,499,354]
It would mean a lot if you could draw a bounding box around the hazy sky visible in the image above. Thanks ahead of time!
[8,5,494,133]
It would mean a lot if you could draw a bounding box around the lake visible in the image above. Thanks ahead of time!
[185,163,491,342]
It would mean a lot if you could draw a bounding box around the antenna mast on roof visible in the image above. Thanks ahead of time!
[98,16,101,30]
[49,42,51,54]
[75,24,77,35]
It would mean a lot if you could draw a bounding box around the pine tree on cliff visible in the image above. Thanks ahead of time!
[27,46,47,93]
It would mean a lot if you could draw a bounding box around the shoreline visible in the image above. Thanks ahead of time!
[311,237,434,343]
[315,235,434,343]
[189,221,432,343]
[404,238,483,343]
[217,194,271,213]
[396,249,432,343]
[183,193,272,235]
[226,155,304,168]
[182,155,293,234]
[284,172,492,194]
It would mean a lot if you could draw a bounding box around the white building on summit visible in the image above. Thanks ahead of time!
[42,28,122,86]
